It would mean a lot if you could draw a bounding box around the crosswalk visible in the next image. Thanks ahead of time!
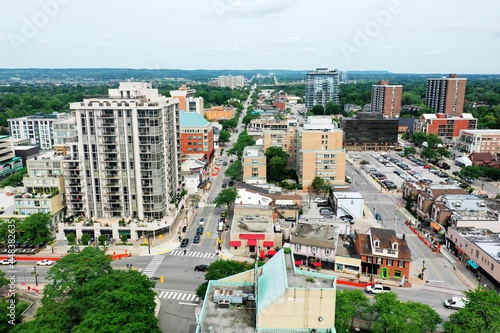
[169,250,217,258]
[156,289,200,302]
[200,203,216,207]
[143,254,166,277]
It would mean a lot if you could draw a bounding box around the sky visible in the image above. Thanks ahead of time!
[0,0,499,73]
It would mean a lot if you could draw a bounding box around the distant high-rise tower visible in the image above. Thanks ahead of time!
[371,81,402,117]
[305,68,339,109]
[425,74,467,117]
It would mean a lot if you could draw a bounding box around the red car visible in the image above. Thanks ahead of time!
[423,165,432,169]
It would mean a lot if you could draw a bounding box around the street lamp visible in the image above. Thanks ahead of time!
[421,260,426,280]
[32,266,38,286]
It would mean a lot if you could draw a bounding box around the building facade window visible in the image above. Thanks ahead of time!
[295,244,301,251]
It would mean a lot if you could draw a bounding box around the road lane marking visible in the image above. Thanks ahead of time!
[179,302,198,306]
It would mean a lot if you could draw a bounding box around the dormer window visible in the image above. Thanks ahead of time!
[393,243,398,250]
[374,240,380,248]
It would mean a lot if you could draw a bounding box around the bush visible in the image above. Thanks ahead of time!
[66,233,76,244]
[306,277,314,283]
[283,247,291,254]
[120,234,128,243]
[81,233,91,245]
[360,160,369,165]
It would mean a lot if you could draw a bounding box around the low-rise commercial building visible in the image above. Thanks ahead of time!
[203,106,235,120]
[414,113,476,140]
[456,129,500,154]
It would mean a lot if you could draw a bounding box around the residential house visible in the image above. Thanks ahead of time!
[415,185,467,222]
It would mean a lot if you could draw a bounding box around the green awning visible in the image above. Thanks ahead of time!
[118,231,131,235]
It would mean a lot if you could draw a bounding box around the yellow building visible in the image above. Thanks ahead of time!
[196,249,337,332]
[242,146,266,184]
[204,106,235,120]
[264,116,346,188]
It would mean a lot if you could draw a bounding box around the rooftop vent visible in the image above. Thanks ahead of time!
[454,202,462,207]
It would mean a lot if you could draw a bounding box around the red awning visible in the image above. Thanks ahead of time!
[263,241,274,247]
[295,261,302,265]
[259,251,265,258]
[313,262,322,267]
[229,241,241,247]
[268,251,277,256]
[248,239,257,246]
[240,234,265,240]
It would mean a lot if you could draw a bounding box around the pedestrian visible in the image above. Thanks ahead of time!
[184,249,187,255]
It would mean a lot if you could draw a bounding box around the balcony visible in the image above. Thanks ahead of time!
[105,172,119,178]
[98,122,115,127]
[98,112,115,118]
[105,180,120,187]
[106,190,120,195]
[100,130,116,136]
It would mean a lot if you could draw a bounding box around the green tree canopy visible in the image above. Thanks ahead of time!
[265,146,289,161]
[311,176,330,193]
[225,160,242,180]
[444,288,500,333]
[268,156,287,183]
[335,289,370,332]
[426,133,442,149]
[218,130,231,143]
[196,260,251,299]
[311,105,324,115]
[404,147,417,156]
[228,132,256,158]
[421,147,440,160]
[461,165,484,180]
[411,132,427,146]
[213,188,239,209]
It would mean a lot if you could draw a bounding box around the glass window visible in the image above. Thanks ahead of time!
[387,259,393,266]
[295,244,301,251]
[394,270,402,278]
[188,148,192,152]
[188,136,191,140]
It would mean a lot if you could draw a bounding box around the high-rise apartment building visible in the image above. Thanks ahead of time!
[305,68,339,109]
[217,75,245,89]
[169,85,204,115]
[371,81,402,117]
[64,82,181,222]
[264,117,345,188]
[425,74,467,117]
[8,112,73,149]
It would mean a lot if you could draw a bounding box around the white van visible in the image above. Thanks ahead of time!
[444,297,468,309]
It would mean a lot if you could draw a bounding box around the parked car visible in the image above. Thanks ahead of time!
[223,161,227,166]
[228,181,234,187]
[365,284,391,294]
[193,235,200,244]
[319,208,333,216]
[221,211,227,218]
[444,297,469,309]
[0,259,16,265]
[199,218,206,225]
[317,202,329,208]
[394,170,402,175]
[36,259,54,266]
[194,264,209,272]
[182,226,187,233]
[375,213,382,221]
[230,159,234,163]
[352,155,361,159]
[314,198,326,203]
[180,239,189,247]
[222,183,227,188]
[196,226,204,235]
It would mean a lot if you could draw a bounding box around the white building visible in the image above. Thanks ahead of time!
[456,129,500,154]
[331,192,364,218]
[217,75,245,89]
[8,112,73,149]
[59,82,183,241]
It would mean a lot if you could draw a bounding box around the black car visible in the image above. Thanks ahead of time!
[222,183,227,188]
[182,226,187,233]
[193,235,200,243]
[284,217,296,222]
[230,159,234,163]
[180,239,189,247]
[228,181,234,187]
[317,202,329,208]
[197,226,203,235]
[194,264,209,272]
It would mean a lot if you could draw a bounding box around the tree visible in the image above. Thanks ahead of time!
[410,132,427,146]
[335,289,370,332]
[404,147,417,156]
[228,132,256,158]
[196,260,250,299]
[265,146,289,161]
[311,104,324,115]
[311,177,330,193]
[120,234,128,244]
[461,165,484,180]
[437,146,451,157]
[267,156,287,183]
[225,160,242,180]
[421,147,440,160]
[426,133,442,149]
[98,234,106,245]
[66,232,76,244]
[190,194,201,208]
[221,118,238,131]
[81,233,91,245]
[444,287,500,333]
[18,213,52,245]
[218,130,231,144]
[0,167,27,187]
[213,188,239,209]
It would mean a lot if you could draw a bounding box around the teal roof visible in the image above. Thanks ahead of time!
[179,111,209,128]
[257,249,287,315]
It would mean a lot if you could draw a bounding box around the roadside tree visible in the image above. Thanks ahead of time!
[225,160,242,180]
[213,188,239,210]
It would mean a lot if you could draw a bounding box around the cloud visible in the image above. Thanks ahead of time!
[443,19,477,31]
[98,41,112,48]
[382,45,398,50]
[36,39,50,45]
[302,47,317,53]
[228,0,298,18]
[425,50,443,56]
[279,36,300,44]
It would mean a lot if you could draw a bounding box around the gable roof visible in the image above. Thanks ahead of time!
[469,153,496,162]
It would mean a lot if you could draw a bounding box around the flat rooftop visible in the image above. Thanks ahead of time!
[199,284,256,333]
[231,205,274,234]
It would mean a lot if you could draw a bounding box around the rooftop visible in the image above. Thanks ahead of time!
[231,205,274,235]
[461,129,500,136]
[179,111,210,128]
[290,223,339,249]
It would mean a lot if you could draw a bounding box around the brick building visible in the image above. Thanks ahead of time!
[371,81,402,117]
[179,111,214,161]
[414,113,476,140]
[425,74,467,117]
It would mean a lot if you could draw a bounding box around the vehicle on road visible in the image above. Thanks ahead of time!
[230,159,234,163]
[365,284,391,294]
[0,259,16,265]
[36,259,54,266]
[317,202,329,208]
[284,217,296,222]
[180,239,189,247]
[228,181,234,187]
[196,226,204,235]
[217,161,221,165]
[223,161,227,166]
[314,198,326,203]
[352,155,361,159]
[221,211,227,218]
[444,297,469,309]
[375,213,382,221]
[182,226,187,232]
[194,264,209,272]
[199,218,206,225]
[193,235,200,244]
[222,183,227,188]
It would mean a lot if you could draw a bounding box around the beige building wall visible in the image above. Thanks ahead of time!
[242,152,266,184]
[219,270,257,284]
[257,288,336,330]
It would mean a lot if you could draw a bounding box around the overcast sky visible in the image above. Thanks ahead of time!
[1,0,499,73]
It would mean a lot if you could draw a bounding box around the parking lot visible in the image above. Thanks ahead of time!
[349,152,458,190]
